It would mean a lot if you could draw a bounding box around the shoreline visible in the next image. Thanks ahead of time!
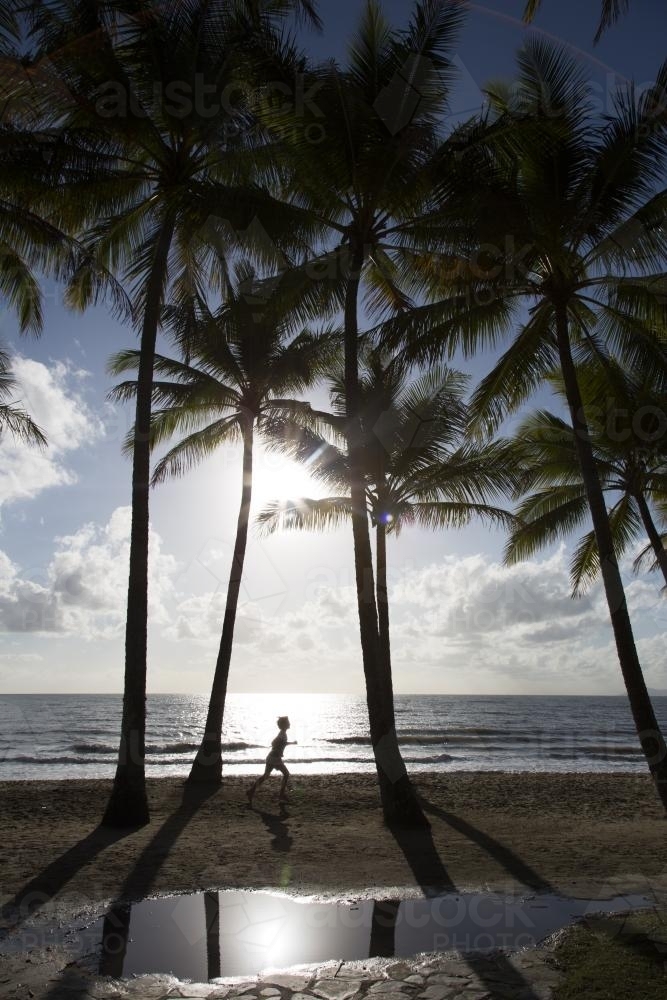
[0,764,651,782]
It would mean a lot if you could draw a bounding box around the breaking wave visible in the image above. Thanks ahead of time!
[72,740,261,756]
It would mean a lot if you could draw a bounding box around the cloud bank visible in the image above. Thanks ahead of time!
[1,503,666,694]
[161,546,667,694]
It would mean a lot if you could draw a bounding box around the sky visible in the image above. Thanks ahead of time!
[1,0,667,696]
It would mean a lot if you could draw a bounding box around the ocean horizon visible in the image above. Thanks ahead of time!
[1,692,665,782]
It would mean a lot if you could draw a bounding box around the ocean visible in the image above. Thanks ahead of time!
[1,692,665,781]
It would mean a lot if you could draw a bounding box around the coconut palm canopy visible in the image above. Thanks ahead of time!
[258,350,518,536]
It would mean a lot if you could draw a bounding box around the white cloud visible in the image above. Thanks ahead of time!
[163,581,362,690]
[384,549,667,692]
[159,544,667,692]
[392,548,601,640]
[0,356,104,509]
[165,590,228,643]
[0,506,179,638]
[2,509,665,694]
[166,583,357,645]
[635,634,667,690]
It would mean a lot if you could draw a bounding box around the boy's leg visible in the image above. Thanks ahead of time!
[278,763,290,801]
[247,763,272,803]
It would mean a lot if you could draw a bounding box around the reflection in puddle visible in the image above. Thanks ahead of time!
[97,889,652,980]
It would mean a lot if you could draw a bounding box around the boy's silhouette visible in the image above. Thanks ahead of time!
[247,715,296,805]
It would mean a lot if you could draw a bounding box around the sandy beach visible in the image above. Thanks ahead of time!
[1,773,666,999]
[1,772,665,922]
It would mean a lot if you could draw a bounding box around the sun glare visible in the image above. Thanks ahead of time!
[251,446,327,511]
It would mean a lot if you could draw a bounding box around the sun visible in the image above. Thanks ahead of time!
[250,445,327,512]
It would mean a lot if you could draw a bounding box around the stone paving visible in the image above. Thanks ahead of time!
[4,944,564,1000]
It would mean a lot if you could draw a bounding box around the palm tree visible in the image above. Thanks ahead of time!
[27,0,321,826]
[256,0,469,826]
[506,364,667,595]
[0,345,47,446]
[382,40,667,808]
[259,351,517,695]
[110,266,337,785]
[523,0,630,42]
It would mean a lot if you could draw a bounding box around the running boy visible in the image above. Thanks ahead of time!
[247,716,296,805]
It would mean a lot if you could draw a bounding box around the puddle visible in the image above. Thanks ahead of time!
[0,889,653,980]
[87,889,653,979]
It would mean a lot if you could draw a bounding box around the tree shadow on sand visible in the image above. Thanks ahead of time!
[419,796,557,893]
[1,783,218,940]
[388,802,545,1000]
[39,783,220,998]
[113,782,219,900]
[0,825,133,937]
[41,965,100,1000]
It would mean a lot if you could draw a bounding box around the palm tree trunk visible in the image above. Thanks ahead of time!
[102,216,176,828]
[188,416,255,784]
[376,520,391,676]
[554,303,667,811]
[634,490,667,589]
[344,244,427,827]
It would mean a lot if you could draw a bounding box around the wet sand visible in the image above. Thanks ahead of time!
[1,771,665,927]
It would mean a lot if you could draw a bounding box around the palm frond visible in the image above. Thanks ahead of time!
[514,37,592,129]
[569,528,600,597]
[0,242,43,335]
[468,304,558,435]
[522,0,629,44]
[632,537,667,578]
[0,346,47,446]
[150,416,242,483]
[265,421,350,492]
[504,489,591,565]
[570,494,641,595]
[409,500,517,531]
[594,1,631,43]
[0,403,48,447]
[348,0,392,95]
[256,496,353,535]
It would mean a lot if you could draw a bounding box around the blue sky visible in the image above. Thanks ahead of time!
[1,0,667,695]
